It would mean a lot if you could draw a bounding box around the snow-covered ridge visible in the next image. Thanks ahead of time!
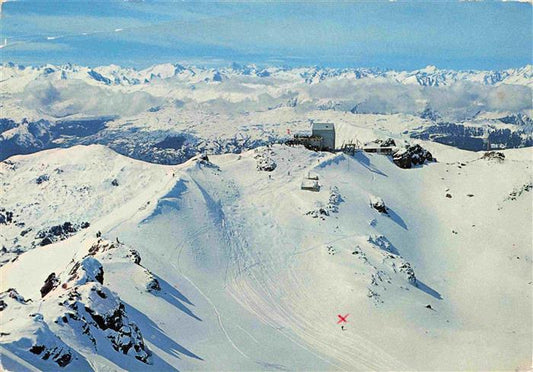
[0,145,174,264]
[2,62,532,88]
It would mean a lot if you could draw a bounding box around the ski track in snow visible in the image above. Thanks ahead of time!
[142,173,254,363]
[198,163,408,370]
[157,169,347,369]
[171,258,252,361]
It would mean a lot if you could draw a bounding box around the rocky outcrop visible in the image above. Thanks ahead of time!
[305,206,329,219]
[375,138,396,147]
[63,250,152,362]
[367,235,397,255]
[60,284,152,363]
[68,257,104,285]
[306,186,343,219]
[255,147,277,172]
[392,144,434,169]
[508,182,532,200]
[0,208,14,225]
[0,238,181,368]
[40,273,59,298]
[0,287,84,368]
[327,186,343,213]
[397,261,417,285]
[481,151,505,162]
[36,174,50,184]
[369,196,387,214]
[87,239,116,256]
[86,239,161,293]
[0,288,31,311]
[29,343,73,367]
[145,272,161,292]
[127,249,142,265]
[500,182,533,209]
[35,221,90,247]
[350,235,423,305]
[51,252,153,364]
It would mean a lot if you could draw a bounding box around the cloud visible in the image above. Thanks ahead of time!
[16,67,532,122]
[3,40,70,52]
[22,79,162,118]
[208,76,531,119]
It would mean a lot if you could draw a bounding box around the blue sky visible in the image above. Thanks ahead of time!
[0,1,531,70]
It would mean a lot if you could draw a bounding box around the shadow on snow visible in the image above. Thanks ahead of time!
[152,274,202,322]
[124,301,204,364]
[386,208,408,230]
[379,237,442,300]
[414,280,443,300]
[352,152,388,177]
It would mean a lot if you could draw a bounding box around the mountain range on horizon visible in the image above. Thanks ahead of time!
[3,62,532,88]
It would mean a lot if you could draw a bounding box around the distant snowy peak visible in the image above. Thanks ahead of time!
[1,62,531,88]
[395,65,533,87]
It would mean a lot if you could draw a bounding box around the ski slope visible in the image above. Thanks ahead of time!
[1,141,531,371]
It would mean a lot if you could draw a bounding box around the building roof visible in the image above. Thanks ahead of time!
[312,122,335,131]
[301,179,319,190]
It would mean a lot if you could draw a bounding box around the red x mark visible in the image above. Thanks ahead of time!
[337,314,349,324]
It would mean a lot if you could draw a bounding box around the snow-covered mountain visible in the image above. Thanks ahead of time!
[2,62,532,88]
[1,141,531,370]
[1,63,532,164]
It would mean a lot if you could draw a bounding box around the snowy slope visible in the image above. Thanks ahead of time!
[0,145,174,265]
[1,143,531,371]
